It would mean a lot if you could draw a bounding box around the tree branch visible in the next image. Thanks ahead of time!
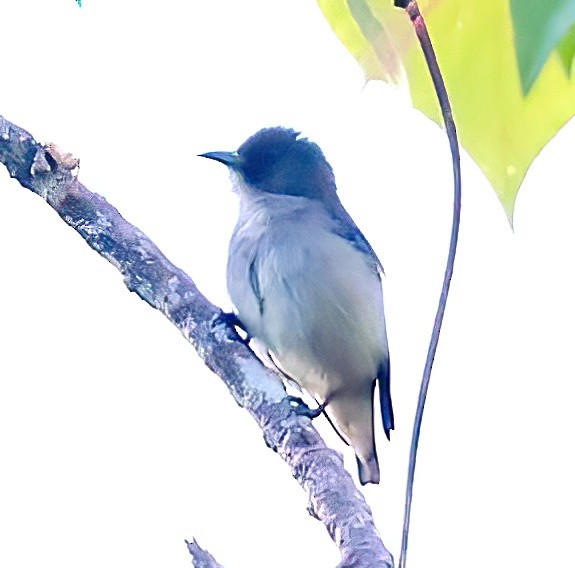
[186,539,225,568]
[0,114,393,568]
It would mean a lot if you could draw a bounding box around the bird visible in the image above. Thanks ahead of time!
[200,127,393,485]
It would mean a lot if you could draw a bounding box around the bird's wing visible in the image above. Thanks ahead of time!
[330,205,384,276]
[330,203,393,439]
[249,256,265,315]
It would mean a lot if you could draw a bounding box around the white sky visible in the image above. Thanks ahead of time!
[0,1,574,567]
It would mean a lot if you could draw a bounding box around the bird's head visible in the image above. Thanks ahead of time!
[200,127,337,201]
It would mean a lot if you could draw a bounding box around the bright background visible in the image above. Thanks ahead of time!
[1,1,574,567]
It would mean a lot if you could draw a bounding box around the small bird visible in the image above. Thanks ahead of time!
[200,127,393,485]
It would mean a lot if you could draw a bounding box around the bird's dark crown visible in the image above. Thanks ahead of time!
[235,127,337,200]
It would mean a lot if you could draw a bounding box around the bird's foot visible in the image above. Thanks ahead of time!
[287,395,324,419]
[213,310,251,345]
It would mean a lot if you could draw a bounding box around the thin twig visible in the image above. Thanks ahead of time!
[393,2,462,567]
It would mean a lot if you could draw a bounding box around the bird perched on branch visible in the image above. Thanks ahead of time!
[200,127,393,485]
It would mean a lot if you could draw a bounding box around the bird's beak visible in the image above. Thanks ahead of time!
[198,151,240,168]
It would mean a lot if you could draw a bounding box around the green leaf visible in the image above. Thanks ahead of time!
[318,0,575,222]
[557,24,575,76]
[346,0,404,84]
[510,0,575,95]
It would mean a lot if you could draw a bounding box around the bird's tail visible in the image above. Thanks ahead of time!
[378,359,394,440]
[324,383,380,485]
[356,450,380,485]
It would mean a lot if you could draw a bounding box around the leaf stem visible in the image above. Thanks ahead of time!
[393,2,462,567]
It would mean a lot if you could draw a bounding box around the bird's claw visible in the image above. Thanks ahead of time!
[213,311,251,345]
[287,395,324,419]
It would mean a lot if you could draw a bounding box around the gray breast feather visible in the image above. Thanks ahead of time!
[228,209,388,400]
